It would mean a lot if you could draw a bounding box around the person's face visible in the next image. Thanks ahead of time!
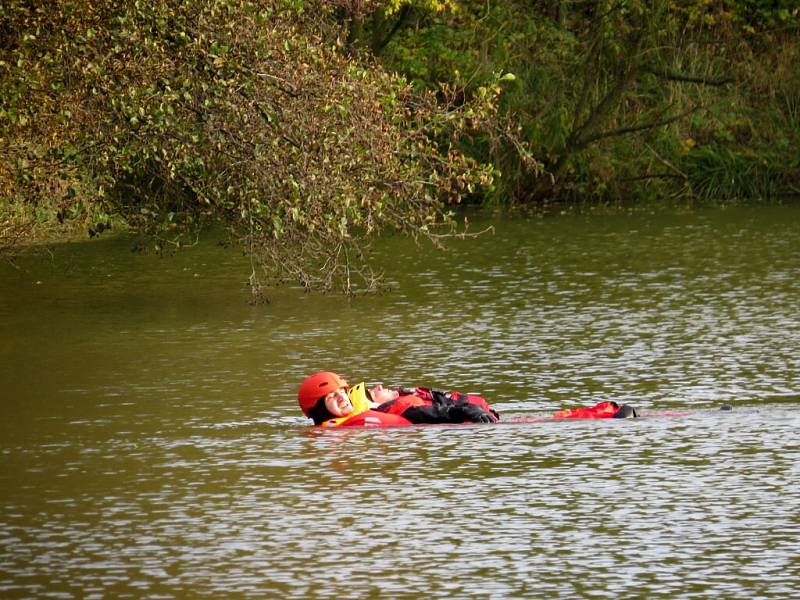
[369,384,399,405]
[323,387,353,417]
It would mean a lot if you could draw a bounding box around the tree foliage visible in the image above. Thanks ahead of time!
[0,0,498,291]
[377,0,799,202]
[2,0,797,280]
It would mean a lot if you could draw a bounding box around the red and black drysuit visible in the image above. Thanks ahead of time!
[374,387,499,424]
[317,388,636,428]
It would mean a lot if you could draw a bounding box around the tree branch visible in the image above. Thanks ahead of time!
[371,6,412,55]
[647,66,732,86]
[570,29,645,151]
[579,105,699,147]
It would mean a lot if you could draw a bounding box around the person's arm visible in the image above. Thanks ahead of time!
[399,391,497,424]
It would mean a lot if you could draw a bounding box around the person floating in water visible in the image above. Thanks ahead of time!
[297,371,637,428]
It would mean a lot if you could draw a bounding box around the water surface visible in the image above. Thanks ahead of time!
[2,205,799,597]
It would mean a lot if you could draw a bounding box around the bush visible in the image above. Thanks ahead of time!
[1,0,496,292]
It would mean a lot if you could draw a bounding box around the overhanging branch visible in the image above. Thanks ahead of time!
[579,105,700,146]
[647,66,732,86]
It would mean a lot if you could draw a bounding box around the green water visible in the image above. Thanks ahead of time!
[1,205,799,598]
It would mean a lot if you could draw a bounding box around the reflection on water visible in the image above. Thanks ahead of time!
[2,205,799,597]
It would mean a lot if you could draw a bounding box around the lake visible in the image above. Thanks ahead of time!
[1,204,799,598]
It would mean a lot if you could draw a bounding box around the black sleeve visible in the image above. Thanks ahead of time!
[400,402,458,424]
[401,391,497,424]
[372,396,454,424]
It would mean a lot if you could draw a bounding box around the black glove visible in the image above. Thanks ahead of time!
[457,402,498,424]
[430,389,451,405]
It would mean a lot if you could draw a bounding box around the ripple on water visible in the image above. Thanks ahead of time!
[2,207,800,597]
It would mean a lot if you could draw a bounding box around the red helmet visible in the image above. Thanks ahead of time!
[297,371,348,416]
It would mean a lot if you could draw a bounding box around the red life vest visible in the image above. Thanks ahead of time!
[375,394,427,417]
[320,409,412,428]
